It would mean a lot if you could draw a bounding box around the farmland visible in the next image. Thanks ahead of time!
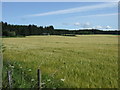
[2,35,118,88]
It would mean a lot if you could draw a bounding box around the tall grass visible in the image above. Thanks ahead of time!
[2,35,118,88]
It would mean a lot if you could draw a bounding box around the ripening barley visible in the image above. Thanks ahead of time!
[3,35,118,88]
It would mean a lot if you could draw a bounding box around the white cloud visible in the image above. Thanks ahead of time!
[66,12,118,21]
[24,2,117,17]
[93,25,112,29]
[82,22,91,28]
[106,25,112,29]
[74,22,81,26]
[95,25,103,29]
[80,13,118,17]
[85,22,90,26]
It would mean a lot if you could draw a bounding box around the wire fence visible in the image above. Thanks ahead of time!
[2,68,42,89]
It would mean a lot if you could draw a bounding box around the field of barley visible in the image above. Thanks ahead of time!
[2,35,118,88]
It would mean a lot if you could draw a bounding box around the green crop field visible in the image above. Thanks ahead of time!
[2,35,118,88]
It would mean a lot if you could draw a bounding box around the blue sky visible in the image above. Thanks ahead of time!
[2,2,118,30]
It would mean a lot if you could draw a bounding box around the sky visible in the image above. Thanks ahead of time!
[2,2,118,30]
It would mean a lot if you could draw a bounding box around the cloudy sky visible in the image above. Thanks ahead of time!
[2,2,118,30]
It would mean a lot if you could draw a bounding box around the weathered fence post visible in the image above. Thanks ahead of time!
[7,71,12,88]
[37,69,41,90]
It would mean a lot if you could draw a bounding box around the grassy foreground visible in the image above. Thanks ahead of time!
[2,35,118,88]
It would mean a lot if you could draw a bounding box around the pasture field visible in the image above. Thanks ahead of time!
[2,35,118,88]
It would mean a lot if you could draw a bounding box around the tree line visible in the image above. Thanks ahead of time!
[1,22,119,37]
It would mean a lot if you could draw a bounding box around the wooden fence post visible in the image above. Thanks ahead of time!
[7,71,12,88]
[37,69,41,90]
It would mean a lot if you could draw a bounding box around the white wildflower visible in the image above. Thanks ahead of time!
[28,69,32,72]
[31,79,35,82]
[61,79,65,82]
[9,65,14,69]
[11,65,14,69]
[47,79,51,82]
